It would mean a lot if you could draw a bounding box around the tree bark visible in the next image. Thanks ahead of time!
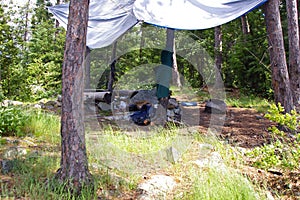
[56,0,92,193]
[286,0,300,111]
[55,0,61,28]
[241,15,250,35]
[264,0,294,112]
[85,47,91,89]
[108,42,117,92]
[214,25,223,89]
[166,28,181,88]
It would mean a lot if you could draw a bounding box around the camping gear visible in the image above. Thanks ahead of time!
[48,0,268,49]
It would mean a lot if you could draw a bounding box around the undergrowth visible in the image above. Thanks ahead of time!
[247,103,300,170]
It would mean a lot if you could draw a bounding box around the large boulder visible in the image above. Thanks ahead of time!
[204,99,227,114]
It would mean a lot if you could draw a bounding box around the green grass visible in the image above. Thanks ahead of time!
[22,109,61,144]
[0,155,99,200]
[181,167,262,200]
[1,106,271,199]
[225,94,270,112]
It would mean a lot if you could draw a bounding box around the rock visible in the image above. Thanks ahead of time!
[193,151,227,172]
[236,147,248,155]
[265,191,275,200]
[166,147,180,163]
[1,100,23,107]
[97,102,111,111]
[33,104,42,109]
[57,95,62,102]
[4,147,27,159]
[56,101,62,107]
[204,99,227,114]
[167,98,179,109]
[1,160,14,174]
[138,175,177,200]
[129,90,159,105]
[198,143,214,157]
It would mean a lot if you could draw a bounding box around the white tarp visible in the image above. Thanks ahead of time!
[48,0,267,49]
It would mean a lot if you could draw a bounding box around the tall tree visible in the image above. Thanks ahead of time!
[166,28,181,88]
[241,15,250,35]
[264,0,294,112]
[214,25,223,89]
[286,0,300,111]
[0,4,20,98]
[108,42,117,92]
[55,0,92,193]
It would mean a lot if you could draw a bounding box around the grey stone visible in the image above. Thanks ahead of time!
[138,175,177,200]
[1,100,23,107]
[266,191,275,200]
[166,147,180,163]
[4,147,27,159]
[33,104,42,109]
[97,102,111,111]
[129,89,158,105]
[198,143,214,157]
[1,160,14,174]
[204,99,227,114]
[57,95,62,102]
[193,151,227,172]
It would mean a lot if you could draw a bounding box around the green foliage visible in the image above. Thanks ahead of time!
[0,1,64,102]
[247,103,300,170]
[265,103,298,131]
[222,10,272,98]
[0,4,21,99]
[248,140,300,170]
[0,106,28,137]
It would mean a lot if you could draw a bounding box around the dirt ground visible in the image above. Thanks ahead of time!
[197,103,275,147]
[193,103,299,200]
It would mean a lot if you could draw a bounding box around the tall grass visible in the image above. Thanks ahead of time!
[22,109,61,144]
[181,167,262,200]
[0,154,99,200]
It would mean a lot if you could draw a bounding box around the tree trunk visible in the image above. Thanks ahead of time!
[166,28,181,88]
[214,25,223,89]
[85,47,91,89]
[264,0,294,112]
[241,15,250,35]
[55,0,61,28]
[139,24,145,61]
[286,0,300,111]
[108,42,117,92]
[56,0,92,194]
[22,0,31,50]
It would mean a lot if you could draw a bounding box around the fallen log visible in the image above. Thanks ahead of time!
[84,92,112,104]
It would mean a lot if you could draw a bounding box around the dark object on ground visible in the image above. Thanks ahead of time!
[204,99,227,114]
[130,104,153,126]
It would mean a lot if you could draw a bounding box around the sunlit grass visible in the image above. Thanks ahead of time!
[22,109,61,144]
[1,106,271,199]
[226,94,270,112]
[180,167,262,200]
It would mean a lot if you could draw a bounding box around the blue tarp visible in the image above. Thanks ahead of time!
[48,0,267,49]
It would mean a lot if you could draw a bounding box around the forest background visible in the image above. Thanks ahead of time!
[1,0,298,105]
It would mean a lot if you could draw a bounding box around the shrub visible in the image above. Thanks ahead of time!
[247,103,300,170]
[0,106,28,137]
